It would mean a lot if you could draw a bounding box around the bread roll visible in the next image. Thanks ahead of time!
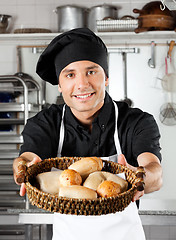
[36,170,63,195]
[97,180,121,198]
[101,172,128,192]
[83,171,105,190]
[68,157,103,180]
[59,185,97,199]
[59,169,82,187]
[83,171,128,192]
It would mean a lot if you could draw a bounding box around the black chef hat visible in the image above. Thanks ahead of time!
[36,28,108,85]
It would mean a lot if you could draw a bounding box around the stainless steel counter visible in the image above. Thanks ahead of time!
[3,208,176,226]
[1,209,176,240]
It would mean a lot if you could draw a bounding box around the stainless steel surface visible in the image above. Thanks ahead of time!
[0,150,19,159]
[55,5,86,32]
[0,102,40,112]
[0,118,24,124]
[96,19,138,32]
[108,47,139,106]
[148,41,155,68]
[0,14,11,33]
[17,210,176,225]
[87,4,118,32]
[0,75,29,123]
[0,134,23,144]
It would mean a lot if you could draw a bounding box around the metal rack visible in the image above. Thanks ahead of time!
[0,75,42,211]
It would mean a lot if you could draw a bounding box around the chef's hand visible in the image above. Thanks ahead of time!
[118,154,145,202]
[13,156,41,196]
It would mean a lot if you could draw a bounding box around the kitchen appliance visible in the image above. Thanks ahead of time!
[133,1,175,33]
[87,4,118,32]
[55,5,86,32]
[0,14,11,33]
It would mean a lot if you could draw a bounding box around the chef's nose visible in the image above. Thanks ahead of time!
[75,73,89,89]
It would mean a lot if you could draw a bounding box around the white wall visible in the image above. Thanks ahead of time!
[109,44,176,210]
[1,0,176,211]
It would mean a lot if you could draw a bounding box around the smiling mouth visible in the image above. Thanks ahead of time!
[73,93,95,99]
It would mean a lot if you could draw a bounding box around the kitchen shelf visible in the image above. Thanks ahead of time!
[0,134,23,144]
[0,103,40,112]
[0,31,176,45]
[0,118,24,125]
[0,150,19,159]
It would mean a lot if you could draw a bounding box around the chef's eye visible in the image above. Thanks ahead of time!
[87,70,96,76]
[66,73,74,78]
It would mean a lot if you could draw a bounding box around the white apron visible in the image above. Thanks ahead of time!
[52,102,146,240]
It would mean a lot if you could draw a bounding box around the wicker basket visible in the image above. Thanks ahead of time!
[25,157,143,216]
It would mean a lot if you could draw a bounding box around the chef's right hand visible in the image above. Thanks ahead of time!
[13,155,41,196]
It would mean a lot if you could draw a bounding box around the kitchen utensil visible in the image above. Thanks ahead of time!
[96,15,138,32]
[109,47,139,107]
[87,4,118,32]
[133,1,175,33]
[0,14,11,33]
[159,102,176,125]
[55,5,86,32]
[148,41,155,68]
[159,41,176,125]
[161,41,176,92]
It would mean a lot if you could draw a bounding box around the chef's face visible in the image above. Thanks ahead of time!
[58,60,109,116]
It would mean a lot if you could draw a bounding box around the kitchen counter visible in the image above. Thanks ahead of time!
[1,208,176,226]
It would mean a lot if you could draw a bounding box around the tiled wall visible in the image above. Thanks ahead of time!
[1,0,147,33]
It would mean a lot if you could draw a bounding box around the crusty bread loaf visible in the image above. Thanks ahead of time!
[83,171,128,192]
[59,169,82,187]
[68,157,103,180]
[97,180,121,198]
[36,170,63,195]
[59,185,97,199]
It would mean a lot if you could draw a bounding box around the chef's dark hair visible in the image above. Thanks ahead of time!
[36,28,109,85]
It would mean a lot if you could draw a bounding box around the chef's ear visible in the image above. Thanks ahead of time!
[58,83,62,93]
[105,77,109,87]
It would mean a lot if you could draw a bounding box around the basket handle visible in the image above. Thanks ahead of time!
[16,160,27,184]
[134,166,146,191]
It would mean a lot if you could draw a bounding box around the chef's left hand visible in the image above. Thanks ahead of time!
[118,154,145,202]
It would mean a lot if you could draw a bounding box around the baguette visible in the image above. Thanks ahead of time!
[68,157,103,180]
[59,185,97,199]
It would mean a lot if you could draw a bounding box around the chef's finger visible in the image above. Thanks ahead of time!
[118,154,128,166]
[27,156,41,167]
[20,183,26,196]
[132,190,144,202]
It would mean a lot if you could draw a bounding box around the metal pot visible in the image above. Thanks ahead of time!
[87,4,118,32]
[55,5,86,32]
[0,15,11,33]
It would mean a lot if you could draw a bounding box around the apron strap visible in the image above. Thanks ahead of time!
[113,101,122,155]
[57,104,66,157]
[57,102,122,158]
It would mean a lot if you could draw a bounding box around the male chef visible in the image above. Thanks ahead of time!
[13,28,162,240]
